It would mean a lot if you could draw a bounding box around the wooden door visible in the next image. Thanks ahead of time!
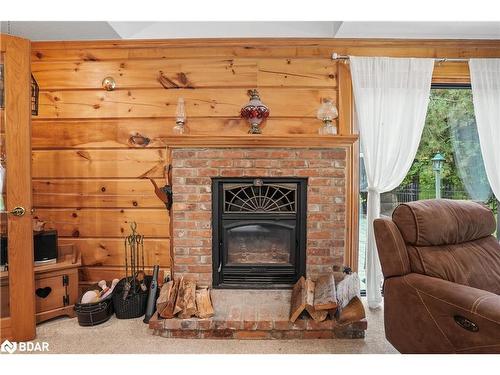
[0,34,36,341]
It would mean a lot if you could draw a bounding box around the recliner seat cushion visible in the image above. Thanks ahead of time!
[392,199,496,246]
[406,235,500,295]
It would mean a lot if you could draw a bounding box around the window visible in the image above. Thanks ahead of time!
[358,85,499,292]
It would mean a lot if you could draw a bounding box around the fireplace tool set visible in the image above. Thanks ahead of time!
[122,221,146,299]
[112,222,157,319]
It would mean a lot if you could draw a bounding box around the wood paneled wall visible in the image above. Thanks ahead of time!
[30,38,500,285]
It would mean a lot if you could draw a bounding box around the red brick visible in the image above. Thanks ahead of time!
[173,151,196,159]
[175,256,200,264]
[256,321,273,331]
[254,160,279,168]
[280,331,304,339]
[202,329,234,339]
[308,231,333,240]
[189,248,211,255]
[244,151,270,158]
[198,319,212,330]
[184,159,209,168]
[243,169,272,177]
[184,212,211,220]
[185,265,212,273]
[174,169,197,177]
[291,319,307,330]
[163,319,183,330]
[220,150,246,159]
[174,239,204,247]
[197,168,219,177]
[213,320,228,330]
[307,160,335,168]
[172,177,186,185]
[295,150,322,159]
[173,186,198,193]
[226,321,243,330]
[269,151,295,158]
[172,203,197,211]
[219,169,245,177]
[180,320,199,330]
[185,177,211,185]
[233,160,254,168]
[306,319,335,330]
[307,248,330,256]
[273,320,293,330]
[234,331,271,340]
[242,320,258,330]
[321,149,346,159]
[208,159,233,167]
[280,160,307,168]
[171,330,201,338]
[187,229,211,238]
[196,150,222,158]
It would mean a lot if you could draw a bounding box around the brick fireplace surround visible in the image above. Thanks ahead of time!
[171,147,348,285]
[150,141,366,339]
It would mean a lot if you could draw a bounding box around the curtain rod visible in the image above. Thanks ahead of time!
[331,53,470,63]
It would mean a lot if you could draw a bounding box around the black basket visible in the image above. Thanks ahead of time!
[112,276,151,319]
[74,284,114,327]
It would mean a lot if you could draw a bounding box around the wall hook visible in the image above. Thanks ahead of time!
[102,76,116,91]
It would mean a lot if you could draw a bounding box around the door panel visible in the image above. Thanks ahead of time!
[0,33,35,342]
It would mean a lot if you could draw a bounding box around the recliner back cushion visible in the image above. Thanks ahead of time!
[407,235,500,295]
[392,199,496,246]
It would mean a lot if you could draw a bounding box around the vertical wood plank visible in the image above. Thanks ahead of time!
[336,61,358,271]
[337,61,353,135]
[2,33,36,341]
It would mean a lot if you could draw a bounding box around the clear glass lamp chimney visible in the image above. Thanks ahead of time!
[173,97,187,134]
[317,99,338,135]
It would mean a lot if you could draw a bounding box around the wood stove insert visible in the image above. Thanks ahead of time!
[212,177,307,288]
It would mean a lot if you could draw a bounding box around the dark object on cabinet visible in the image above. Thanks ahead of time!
[0,230,58,267]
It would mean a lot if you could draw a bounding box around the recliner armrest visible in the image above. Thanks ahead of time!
[403,273,500,323]
[374,217,411,277]
[383,273,500,353]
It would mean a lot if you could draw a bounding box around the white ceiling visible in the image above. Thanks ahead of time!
[1,21,499,41]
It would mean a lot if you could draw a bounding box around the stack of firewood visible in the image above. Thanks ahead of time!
[290,272,365,324]
[156,276,214,319]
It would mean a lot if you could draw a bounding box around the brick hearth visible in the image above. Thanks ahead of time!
[149,290,367,339]
[171,147,347,285]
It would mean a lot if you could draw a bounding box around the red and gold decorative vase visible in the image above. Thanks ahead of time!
[240,89,270,134]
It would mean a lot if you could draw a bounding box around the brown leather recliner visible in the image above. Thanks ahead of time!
[374,199,500,354]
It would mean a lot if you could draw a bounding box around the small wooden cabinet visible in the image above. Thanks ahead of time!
[34,264,79,323]
[34,244,81,323]
[0,244,81,325]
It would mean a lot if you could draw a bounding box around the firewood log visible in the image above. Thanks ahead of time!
[290,277,328,322]
[195,287,215,318]
[313,273,337,311]
[160,277,181,319]
[156,280,173,316]
[175,278,197,319]
[337,296,366,325]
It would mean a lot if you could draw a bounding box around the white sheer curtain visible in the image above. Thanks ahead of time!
[469,59,500,201]
[350,57,434,309]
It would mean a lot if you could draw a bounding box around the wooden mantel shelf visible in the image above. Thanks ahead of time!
[161,135,358,148]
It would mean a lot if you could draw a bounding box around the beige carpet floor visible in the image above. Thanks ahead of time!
[32,298,398,354]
